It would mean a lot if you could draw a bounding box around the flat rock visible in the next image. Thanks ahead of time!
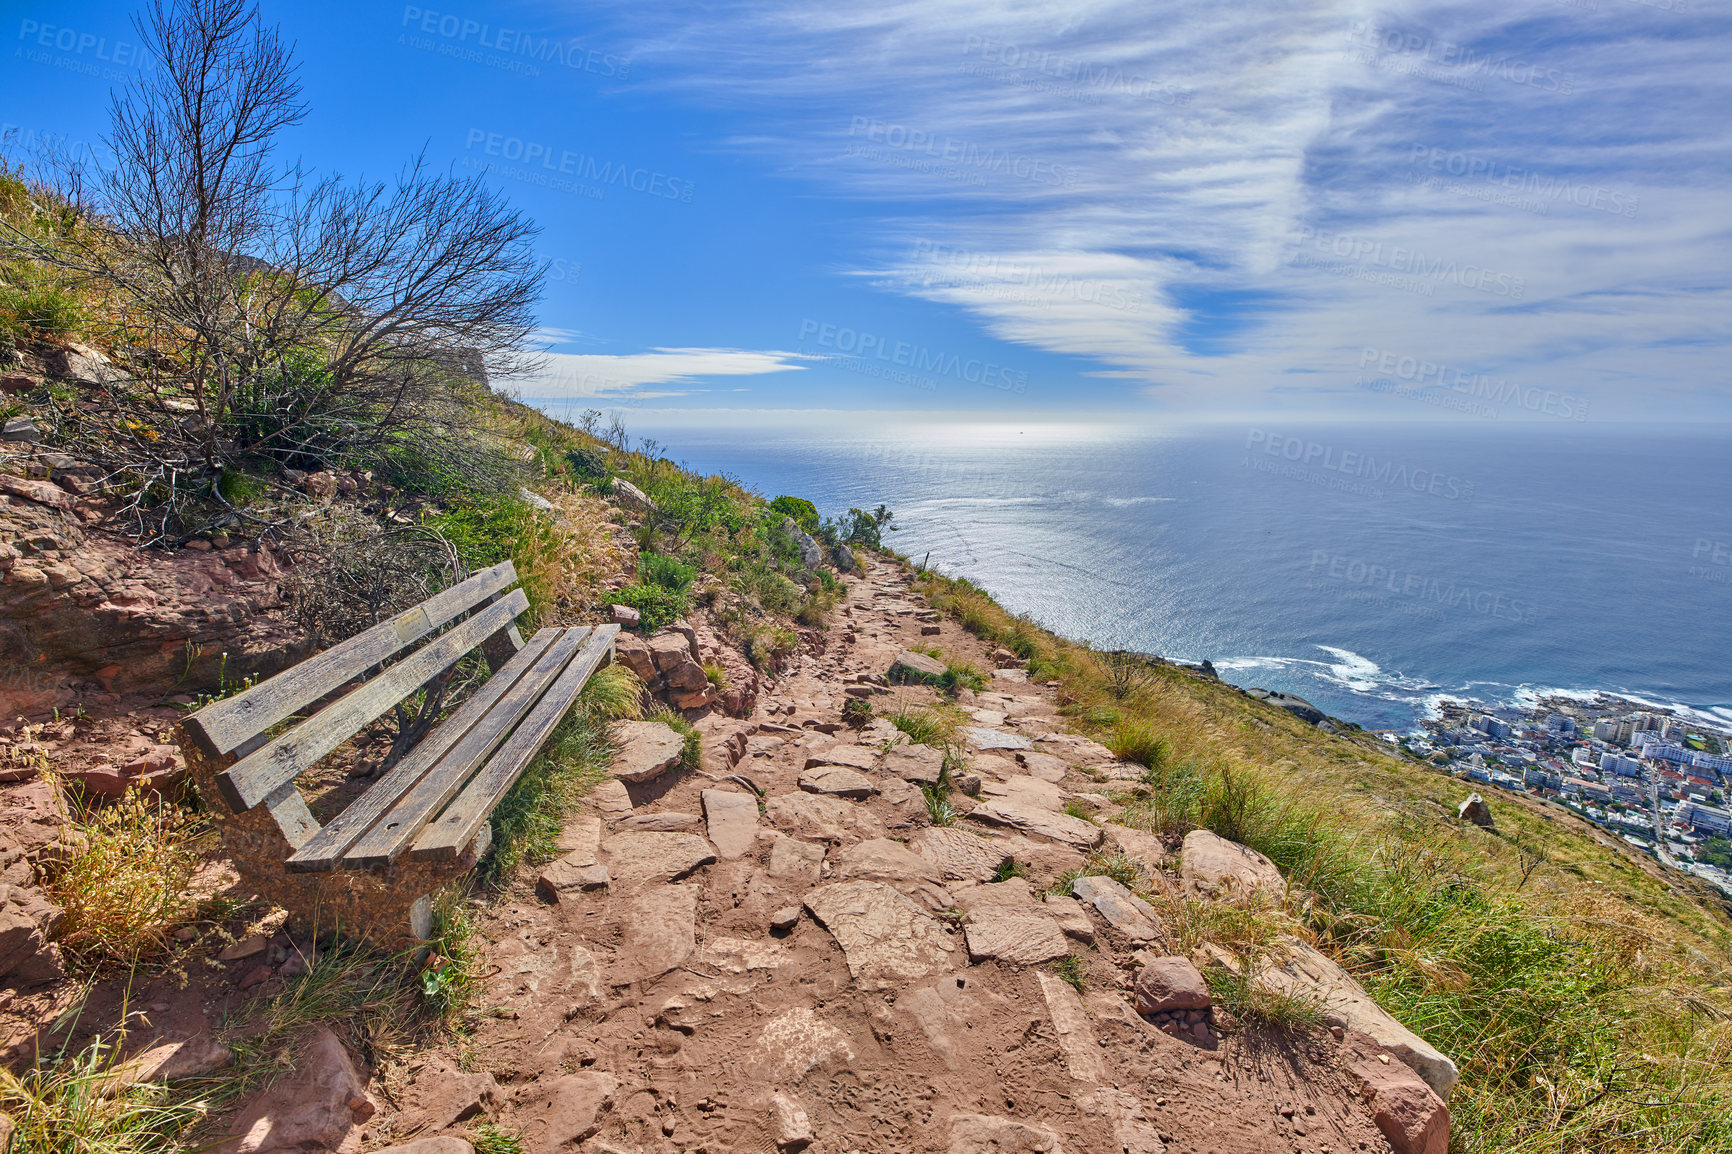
[396,1057,498,1133]
[1134,955,1211,1014]
[556,814,603,857]
[111,1032,232,1088]
[614,811,700,832]
[803,742,881,772]
[602,832,716,887]
[962,727,1033,751]
[947,1113,1064,1153]
[372,1140,475,1154]
[748,1007,856,1080]
[514,1071,617,1154]
[966,798,1103,850]
[963,905,1069,966]
[1036,972,1106,1083]
[1043,895,1095,943]
[911,826,1012,882]
[1102,824,1168,873]
[536,853,610,898]
[803,880,957,988]
[1181,829,1287,899]
[697,936,786,974]
[617,884,699,982]
[766,791,885,841]
[588,779,634,822]
[891,650,948,680]
[978,775,1064,812]
[1016,750,1070,782]
[799,766,878,799]
[767,834,826,884]
[1036,733,1117,761]
[859,718,903,743]
[1070,875,1159,942]
[700,789,758,859]
[607,720,685,783]
[1253,938,1458,1099]
[882,742,945,785]
[833,839,944,887]
[223,1026,372,1154]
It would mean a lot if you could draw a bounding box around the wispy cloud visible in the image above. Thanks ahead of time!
[513,347,816,400]
[580,0,1732,417]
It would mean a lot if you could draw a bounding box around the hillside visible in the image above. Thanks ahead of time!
[2,43,1730,1151]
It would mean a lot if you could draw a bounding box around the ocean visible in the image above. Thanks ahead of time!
[591,414,1732,733]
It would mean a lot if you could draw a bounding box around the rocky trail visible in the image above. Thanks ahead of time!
[357,562,1450,1154]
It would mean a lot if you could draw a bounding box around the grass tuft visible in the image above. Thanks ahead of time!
[47,784,202,968]
[1051,954,1087,992]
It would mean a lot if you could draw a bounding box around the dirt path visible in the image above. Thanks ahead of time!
[373,561,1398,1154]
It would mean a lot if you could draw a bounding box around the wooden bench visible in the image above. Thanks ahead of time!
[176,561,618,944]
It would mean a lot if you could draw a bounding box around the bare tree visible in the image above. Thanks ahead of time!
[0,0,545,544]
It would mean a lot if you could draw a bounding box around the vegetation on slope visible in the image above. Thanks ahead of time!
[915,566,1732,1153]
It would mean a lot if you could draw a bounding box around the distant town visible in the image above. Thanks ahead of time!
[1392,697,1732,895]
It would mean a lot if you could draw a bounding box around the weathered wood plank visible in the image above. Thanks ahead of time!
[216,590,528,812]
[185,562,519,757]
[339,627,592,869]
[284,628,563,872]
[410,625,619,861]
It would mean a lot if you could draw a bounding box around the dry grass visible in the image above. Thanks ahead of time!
[45,783,203,968]
[914,565,1732,1153]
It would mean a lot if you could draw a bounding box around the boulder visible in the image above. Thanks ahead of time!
[1246,687,1326,725]
[1180,829,1287,900]
[221,1026,374,1154]
[612,478,656,515]
[613,632,656,680]
[833,543,857,571]
[781,516,823,569]
[647,633,695,673]
[1343,1032,1450,1154]
[803,880,957,988]
[1253,938,1458,1099]
[1133,956,1211,1014]
[890,650,947,682]
[518,487,554,512]
[798,766,878,799]
[536,853,609,898]
[48,342,120,385]
[1458,793,1494,828]
[610,603,641,628]
[1,416,40,444]
[946,1114,1064,1154]
[607,720,686,783]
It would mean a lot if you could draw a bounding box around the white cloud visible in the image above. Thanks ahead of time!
[578,0,1732,418]
[513,347,817,400]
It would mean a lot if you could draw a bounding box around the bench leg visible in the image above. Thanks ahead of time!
[178,723,491,949]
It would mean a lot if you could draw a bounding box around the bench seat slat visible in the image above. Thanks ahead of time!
[185,562,518,757]
[285,627,564,873]
[339,626,593,869]
[410,624,618,862]
[217,589,529,812]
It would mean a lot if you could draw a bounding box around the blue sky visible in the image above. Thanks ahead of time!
[4,0,1729,423]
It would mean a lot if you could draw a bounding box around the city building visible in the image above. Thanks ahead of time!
[1601,753,1644,777]
[1677,802,1732,836]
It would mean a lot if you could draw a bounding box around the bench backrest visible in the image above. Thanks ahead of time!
[182,561,528,812]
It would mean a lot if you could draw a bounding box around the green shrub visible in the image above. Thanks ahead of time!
[422,497,534,570]
[611,583,688,633]
[0,267,83,341]
[769,495,820,534]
